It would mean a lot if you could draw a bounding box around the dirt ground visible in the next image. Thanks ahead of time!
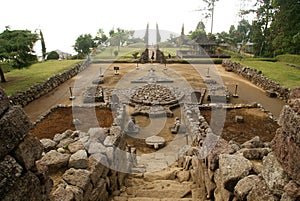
[24,62,286,152]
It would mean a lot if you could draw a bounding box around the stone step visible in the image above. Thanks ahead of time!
[124,180,192,199]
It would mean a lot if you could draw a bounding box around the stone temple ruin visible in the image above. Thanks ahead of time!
[1,59,300,200]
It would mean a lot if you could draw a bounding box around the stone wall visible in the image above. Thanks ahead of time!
[9,60,90,107]
[222,60,290,101]
[177,88,300,200]
[0,87,53,200]
[38,126,134,201]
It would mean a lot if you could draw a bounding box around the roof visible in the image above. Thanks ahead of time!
[195,35,217,46]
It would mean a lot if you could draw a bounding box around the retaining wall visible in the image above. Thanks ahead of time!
[9,60,90,107]
[222,60,290,101]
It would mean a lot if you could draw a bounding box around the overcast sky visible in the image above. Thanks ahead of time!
[0,0,255,55]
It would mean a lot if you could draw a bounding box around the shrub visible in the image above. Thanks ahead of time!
[47,51,59,60]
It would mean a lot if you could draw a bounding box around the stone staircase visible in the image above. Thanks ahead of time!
[111,164,201,201]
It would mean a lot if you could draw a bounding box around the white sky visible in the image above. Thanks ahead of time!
[0,0,255,55]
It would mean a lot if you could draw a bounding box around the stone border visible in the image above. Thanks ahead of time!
[9,60,90,107]
[222,60,290,101]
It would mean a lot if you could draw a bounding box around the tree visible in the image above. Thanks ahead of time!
[108,28,131,51]
[196,0,220,34]
[74,34,96,56]
[0,29,38,68]
[39,30,46,61]
[270,0,300,55]
[47,51,59,60]
[94,28,108,45]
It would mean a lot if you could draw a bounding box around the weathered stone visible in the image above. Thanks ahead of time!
[106,146,115,164]
[88,141,106,155]
[65,185,84,201]
[68,140,84,153]
[238,148,270,160]
[0,155,23,195]
[0,106,32,160]
[68,150,88,169]
[103,135,117,147]
[219,154,252,192]
[90,153,110,168]
[40,138,57,152]
[234,175,260,200]
[281,193,297,201]
[177,170,190,182]
[88,156,106,186]
[262,152,290,196]
[88,127,106,143]
[56,137,75,149]
[13,134,43,170]
[0,87,9,116]
[251,160,263,175]
[63,168,91,191]
[214,169,234,201]
[53,129,73,143]
[90,178,107,201]
[241,136,265,149]
[51,186,74,201]
[37,150,70,173]
[247,177,280,201]
[284,180,300,199]
[2,171,43,201]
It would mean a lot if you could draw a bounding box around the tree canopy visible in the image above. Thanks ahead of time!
[74,34,96,56]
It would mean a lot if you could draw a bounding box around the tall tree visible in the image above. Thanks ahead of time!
[270,0,300,55]
[95,28,108,45]
[39,29,46,61]
[74,34,96,56]
[197,0,219,34]
[0,29,38,68]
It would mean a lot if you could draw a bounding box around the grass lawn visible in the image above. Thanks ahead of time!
[0,60,82,96]
[234,60,300,89]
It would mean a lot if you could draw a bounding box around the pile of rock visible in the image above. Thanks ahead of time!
[0,88,53,200]
[38,126,136,201]
[9,61,90,106]
[83,86,104,103]
[222,60,290,100]
[178,88,300,201]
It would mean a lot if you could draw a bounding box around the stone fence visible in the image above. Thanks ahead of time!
[222,60,290,101]
[177,87,300,200]
[9,60,90,107]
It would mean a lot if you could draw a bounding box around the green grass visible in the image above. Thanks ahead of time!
[232,60,300,89]
[0,60,82,95]
[276,54,300,65]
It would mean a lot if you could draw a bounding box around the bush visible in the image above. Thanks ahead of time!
[114,50,119,57]
[47,51,59,60]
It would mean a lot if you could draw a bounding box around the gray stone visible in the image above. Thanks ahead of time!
[0,155,23,195]
[53,129,73,142]
[65,185,84,201]
[88,156,106,186]
[68,150,88,169]
[0,87,9,117]
[90,153,110,168]
[40,138,57,152]
[51,186,74,201]
[88,141,106,155]
[262,152,290,196]
[247,177,279,201]
[37,150,70,173]
[0,106,32,160]
[241,136,265,149]
[13,134,44,170]
[56,137,75,149]
[234,175,260,200]
[90,178,107,201]
[103,135,117,147]
[238,148,270,160]
[68,140,84,153]
[63,168,91,191]
[219,154,253,192]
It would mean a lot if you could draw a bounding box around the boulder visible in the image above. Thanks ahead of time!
[177,170,190,182]
[88,141,106,155]
[0,106,32,159]
[40,138,57,152]
[219,154,253,192]
[51,186,74,201]
[68,150,88,169]
[37,150,70,173]
[63,168,91,191]
[241,136,265,149]
[238,148,270,160]
[234,175,260,200]
[262,153,290,196]
[247,177,279,201]
[68,140,84,154]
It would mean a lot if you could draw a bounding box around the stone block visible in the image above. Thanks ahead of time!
[68,140,84,154]
[0,155,23,195]
[13,134,44,170]
[36,150,70,173]
[68,150,88,169]
[262,153,290,196]
[0,106,32,160]
[51,186,74,201]
[40,138,57,152]
[63,168,91,191]
[219,154,252,192]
